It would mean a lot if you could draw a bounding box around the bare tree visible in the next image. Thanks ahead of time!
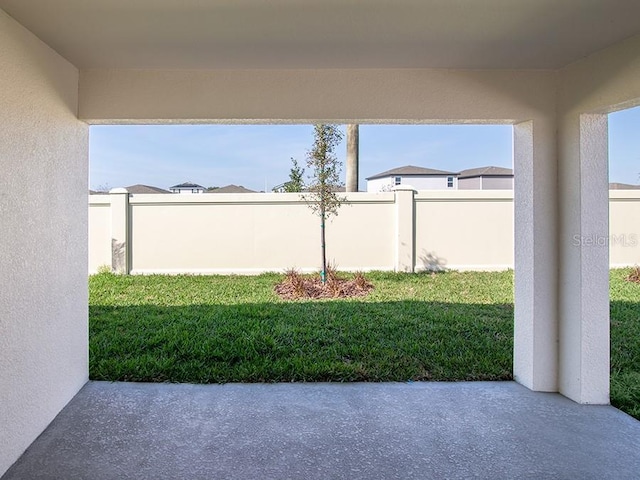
[303,124,344,283]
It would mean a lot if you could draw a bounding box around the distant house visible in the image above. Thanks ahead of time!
[208,184,256,194]
[458,166,513,190]
[125,184,170,194]
[169,182,206,194]
[366,165,458,192]
[609,182,640,190]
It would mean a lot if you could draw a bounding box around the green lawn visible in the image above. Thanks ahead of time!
[610,269,640,419]
[89,269,640,420]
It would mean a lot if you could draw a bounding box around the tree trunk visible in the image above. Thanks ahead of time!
[320,210,327,284]
[346,124,359,192]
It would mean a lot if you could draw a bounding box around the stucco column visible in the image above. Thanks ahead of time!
[394,185,416,272]
[109,188,130,274]
[557,114,610,404]
[513,119,559,393]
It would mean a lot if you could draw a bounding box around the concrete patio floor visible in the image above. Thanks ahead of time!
[3,381,640,480]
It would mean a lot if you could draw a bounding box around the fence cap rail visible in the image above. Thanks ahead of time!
[610,190,640,199]
[118,192,396,205]
[414,190,514,200]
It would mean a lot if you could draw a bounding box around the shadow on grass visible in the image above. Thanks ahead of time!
[90,300,514,384]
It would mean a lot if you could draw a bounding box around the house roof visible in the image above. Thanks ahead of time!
[170,182,206,190]
[208,184,256,194]
[458,166,514,179]
[125,184,170,194]
[2,2,640,70]
[366,165,457,181]
[609,182,640,190]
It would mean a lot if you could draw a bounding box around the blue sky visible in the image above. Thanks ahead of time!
[90,106,639,192]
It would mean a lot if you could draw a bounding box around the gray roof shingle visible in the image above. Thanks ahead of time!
[366,165,457,180]
[125,184,170,194]
[609,182,640,190]
[208,184,257,193]
[458,166,513,178]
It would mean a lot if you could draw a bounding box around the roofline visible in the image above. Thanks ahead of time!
[366,172,458,181]
[458,173,514,179]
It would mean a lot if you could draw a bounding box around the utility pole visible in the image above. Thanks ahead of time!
[346,124,359,192]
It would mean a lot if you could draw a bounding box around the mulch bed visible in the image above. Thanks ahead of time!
[626,266,640,283]
[274,270,374,300]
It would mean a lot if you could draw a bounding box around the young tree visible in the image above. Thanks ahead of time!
[303,124,344,283]
[283,158,305,192]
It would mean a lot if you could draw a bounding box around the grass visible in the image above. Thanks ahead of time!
[610,269,640,419]
[90,271,514,383]
[89,269,640,420]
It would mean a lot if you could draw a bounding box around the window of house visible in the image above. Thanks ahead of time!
[394,176,402,185]
[447,176,454,188]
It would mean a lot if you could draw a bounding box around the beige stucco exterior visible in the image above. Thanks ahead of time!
[0,10,88,474]
[2,2,640,475]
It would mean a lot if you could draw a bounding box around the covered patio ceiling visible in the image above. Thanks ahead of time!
[1,0,640,70]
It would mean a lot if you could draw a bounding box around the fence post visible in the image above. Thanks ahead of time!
[109,188,130,274]
[394,186,416,272]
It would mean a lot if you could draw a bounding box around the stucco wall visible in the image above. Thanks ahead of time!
[88,190,640,274]
[610,191,640,266]
[88,195,112,270]
[414,191,514,270]
[90,191,523,274]
[0,11,88,477]
[129,193,395,273]
[94,188,640,274]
